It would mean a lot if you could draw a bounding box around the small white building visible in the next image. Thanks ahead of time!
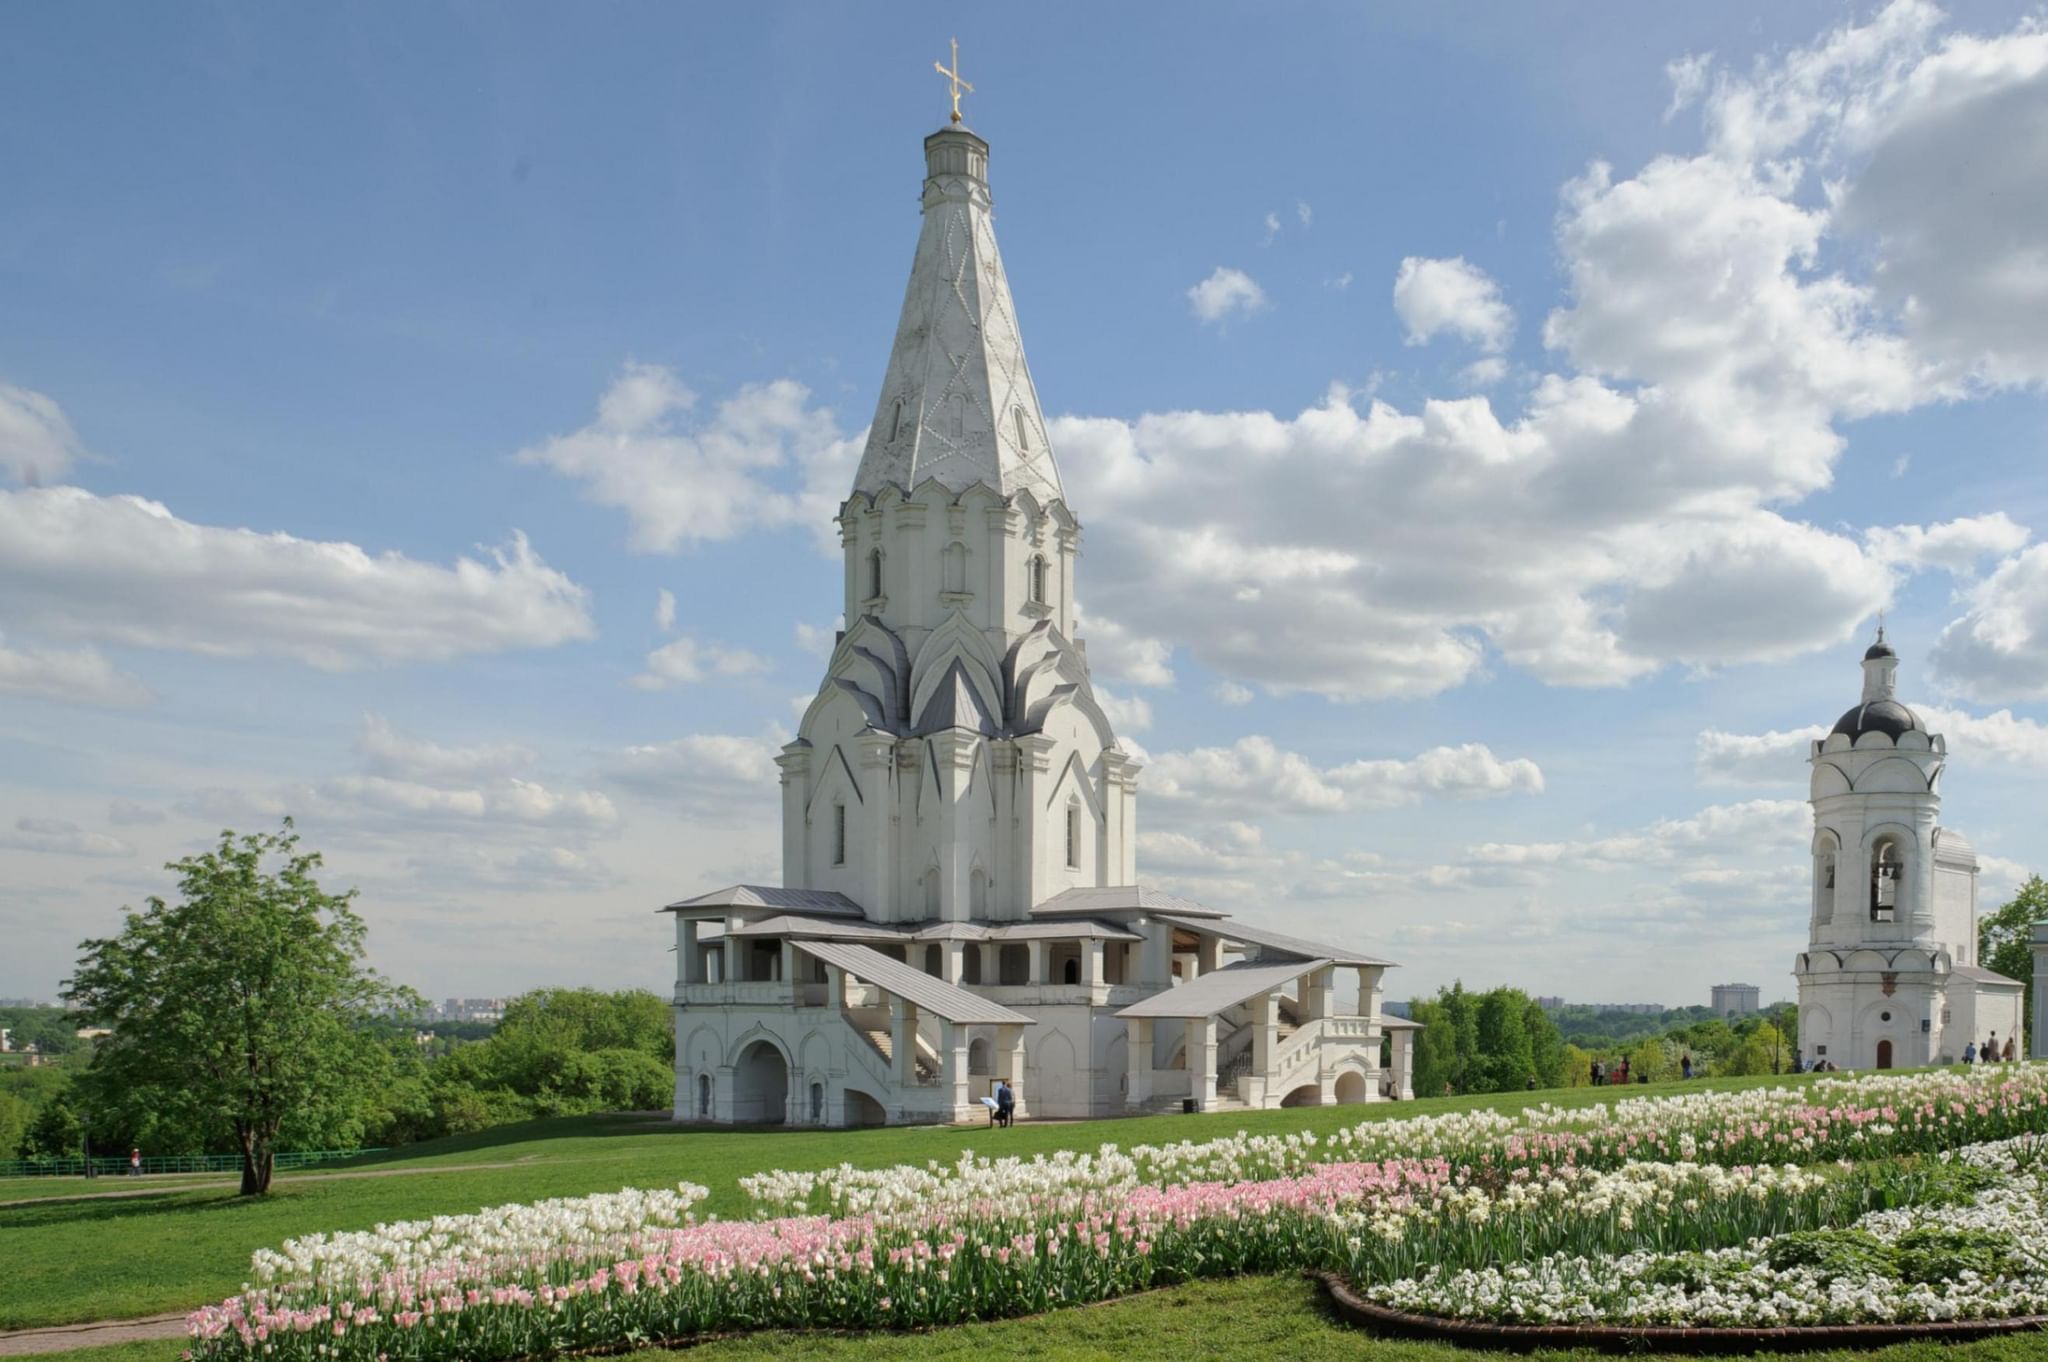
[1794,635,2026,1068]
[663,112,1412,1127]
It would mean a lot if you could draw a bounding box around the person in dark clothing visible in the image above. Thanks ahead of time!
[995,1079,1015,1128]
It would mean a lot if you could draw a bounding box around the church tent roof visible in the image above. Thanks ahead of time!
[1155,913,1396,968]
[794,940,1036,1025]
[659,885,866,918]
[1115,959,1331,1021]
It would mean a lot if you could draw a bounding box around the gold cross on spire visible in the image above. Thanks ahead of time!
[934,37,973,125]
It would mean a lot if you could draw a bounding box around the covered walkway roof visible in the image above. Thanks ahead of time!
[1115,959,1331,1020]
[795,940,1036,1026]
[1155,912,1395,968]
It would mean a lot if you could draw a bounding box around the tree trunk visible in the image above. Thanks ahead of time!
[238,1130,274,1195]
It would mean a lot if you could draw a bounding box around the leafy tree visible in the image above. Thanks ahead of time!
[1980,875,2048,1032]
[1626,1037,1672,1083]
[1523,997,1568,1088]
[1724,1021,1789,1076]
[1407,999,1459,1099]
[1472,989,1536,1092]
[64,822,418,1194]
[1561,1043,1594,1088]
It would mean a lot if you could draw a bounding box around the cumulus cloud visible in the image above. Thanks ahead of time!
[0,634,151,707]
[360,715,536,785]
[1186,267,1269,326]
[1866,513,2030,574]
[1074,608,1175,688]
[606,732,785,821]
[1932,544,2048,700]
[0,382,89,485]
[517,364,862,554]
[1469,799,1809,869]
[1094,686,1153,734]
[1212,680,1255,706]
[630,636,772,691]
[1146,735,1542,817]
[0,486,592,669]
[1696,725,1827,785]
[0,816,130,858]
[1393,256,1515,352]
[654,589,677,631]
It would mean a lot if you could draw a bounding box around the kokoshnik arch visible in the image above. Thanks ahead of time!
[659,67,1414,1127]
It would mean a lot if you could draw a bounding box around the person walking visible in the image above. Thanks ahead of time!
[1680,1053,1694,1080]
[1590,1059,1604,1087]
[994,1078,1015,1129]
[2004,1035,2017,1062]
[1963,1040,1977,1065]
[1986,1033,2000,1064]
[1617,1055,1631,1085]
[128,1148,141,1178]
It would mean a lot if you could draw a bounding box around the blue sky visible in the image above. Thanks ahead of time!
[3,2,2046,1007]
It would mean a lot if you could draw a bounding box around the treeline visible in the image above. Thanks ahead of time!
[4,987,673,1164]
[1408,984,1570,1097]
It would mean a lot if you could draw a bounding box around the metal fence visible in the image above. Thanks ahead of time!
[0,1148,385,1178]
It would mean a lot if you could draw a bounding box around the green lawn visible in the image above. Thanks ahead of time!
[0,1074,1838,1332]
[24,1273,2048,1362]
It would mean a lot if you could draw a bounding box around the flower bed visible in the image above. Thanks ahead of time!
[1357,1135,2048,1331]
[184,1066,2048,1361]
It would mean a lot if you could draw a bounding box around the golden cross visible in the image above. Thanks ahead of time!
[934,37,973,125]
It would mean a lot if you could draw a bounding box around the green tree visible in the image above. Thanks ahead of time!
[1472,989,1536,1092]
[64,822,418,1194]
[1724,1021,1789,1076]
[1980,875,2047,1037]
[1523,996,1568,1088]
[1561,1043,1594,1087]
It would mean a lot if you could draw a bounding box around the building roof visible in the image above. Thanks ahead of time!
[659,885,866,917]
[1032,885,1229,919]
[1157,912,1395,968]
[726,916,1142,944]
[1115,959,1331,1020]
[725,916,906,942]
[793,940,1037,1025]
[847,126,1064,506]
[1951,963,2025,990]
[1831,698,1923,741]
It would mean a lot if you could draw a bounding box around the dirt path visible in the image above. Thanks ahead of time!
[0,1156,554,1211]
[0,1312,189,1357]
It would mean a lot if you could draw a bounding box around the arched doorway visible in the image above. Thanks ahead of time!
[1334,1071,1369,1105]
[731,1040,789,1123]
[969,1037,993,1076]
[1876,1039,1893,1070]
[1280,1083,1321,1108]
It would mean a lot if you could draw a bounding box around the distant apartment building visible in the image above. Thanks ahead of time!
[428,998,509,1024]
[1534,996,1565,1010]
[1712,983,1762,1017]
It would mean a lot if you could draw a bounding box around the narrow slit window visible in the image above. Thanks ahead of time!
[867,549,883,600]
[832,803,847,865]
[1014,407,1029,450]
[1065,803,1080,869]
[1030,555,1047,605]
[888,400,903,443]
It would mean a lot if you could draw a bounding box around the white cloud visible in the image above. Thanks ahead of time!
[1932,544,2048,701]
[1212,680,1255,706]
[0,487,592,669]
[360,714,536,785]
[630,636,772,690]
[1696,725,1827,785]
[1470,799,1809,869]
[1918,705,2048,768]
[1146,735,1541,817]
[0,382,88,485]
[517,364,862,554]
[1664,52,1715,122]
[1393,256,1514,352]
[1075,608,1174,687]
[1866,513,2030,574]
[1296,200,1313,228]
[794,620,839,659]
[1324,272,1354,292]
[1260,212,1281,247]
[608,733,783,813]
[107,799,165,827]
[0,816,130,858]
[1186,267,1269,326]
[1094,686,1153,734]
[1459,357,1508,389]
[0,634,151,707]
[655,589,677,631]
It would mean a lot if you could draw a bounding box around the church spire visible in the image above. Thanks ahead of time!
[850,98,1066,506]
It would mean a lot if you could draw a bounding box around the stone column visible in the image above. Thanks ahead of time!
[996,1023,1029,1119]
[1391,1030,1415,1101]
[1355,966,1382,1018]
[1191,1016,1219,1108]
[1084,939,1105,988]
[941,1019,969,1115]
[1196,935,1225,977]
[1252,992,1279,1073]
[1125,1018,1153,1111]
[978,942,999,986]
[779,939,796,987]
[892,998,921,1086]
[942,940,966,985]
[712,1064,737,1123]
[678,918,701,986]
[1027,940,1047,985]
[2032,923,2048,1059]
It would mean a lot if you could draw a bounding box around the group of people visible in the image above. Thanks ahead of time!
[1588,1055,1649,1085]
[980,1079,1017,1127]
[1963,1032,2019,1064]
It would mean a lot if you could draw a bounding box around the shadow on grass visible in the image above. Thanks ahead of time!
[0,1187,283,1232]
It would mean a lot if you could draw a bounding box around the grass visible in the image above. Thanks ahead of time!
[22,1273,2048,1362]
[0,1072,1834,1332]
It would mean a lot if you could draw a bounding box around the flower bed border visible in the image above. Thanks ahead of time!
[1312,1273,2048,1354]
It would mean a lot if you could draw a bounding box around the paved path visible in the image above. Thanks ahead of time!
[0,1312,189,1357]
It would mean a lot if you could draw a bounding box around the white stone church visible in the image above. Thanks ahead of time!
[663,113,1413,1126]
[1795,635,2025,1069]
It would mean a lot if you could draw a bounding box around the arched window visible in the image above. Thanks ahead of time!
[943,540,967,594]
[866,549,884,601]
[969,1038,992,1076]
[924,944,943,977]
[1871,838,1903,923]
[1062,957,1080,986]
[1014,407,1030,450]
[1030,555,1048,605]
[1813,834,1838,924]
[696,1073,712,1118]
[963,945,983,985]
[832,802,847,866]
[1065,802,1081,870]
[809,1082,825,1123]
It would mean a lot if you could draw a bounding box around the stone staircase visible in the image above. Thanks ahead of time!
[860,1026,940,1084]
